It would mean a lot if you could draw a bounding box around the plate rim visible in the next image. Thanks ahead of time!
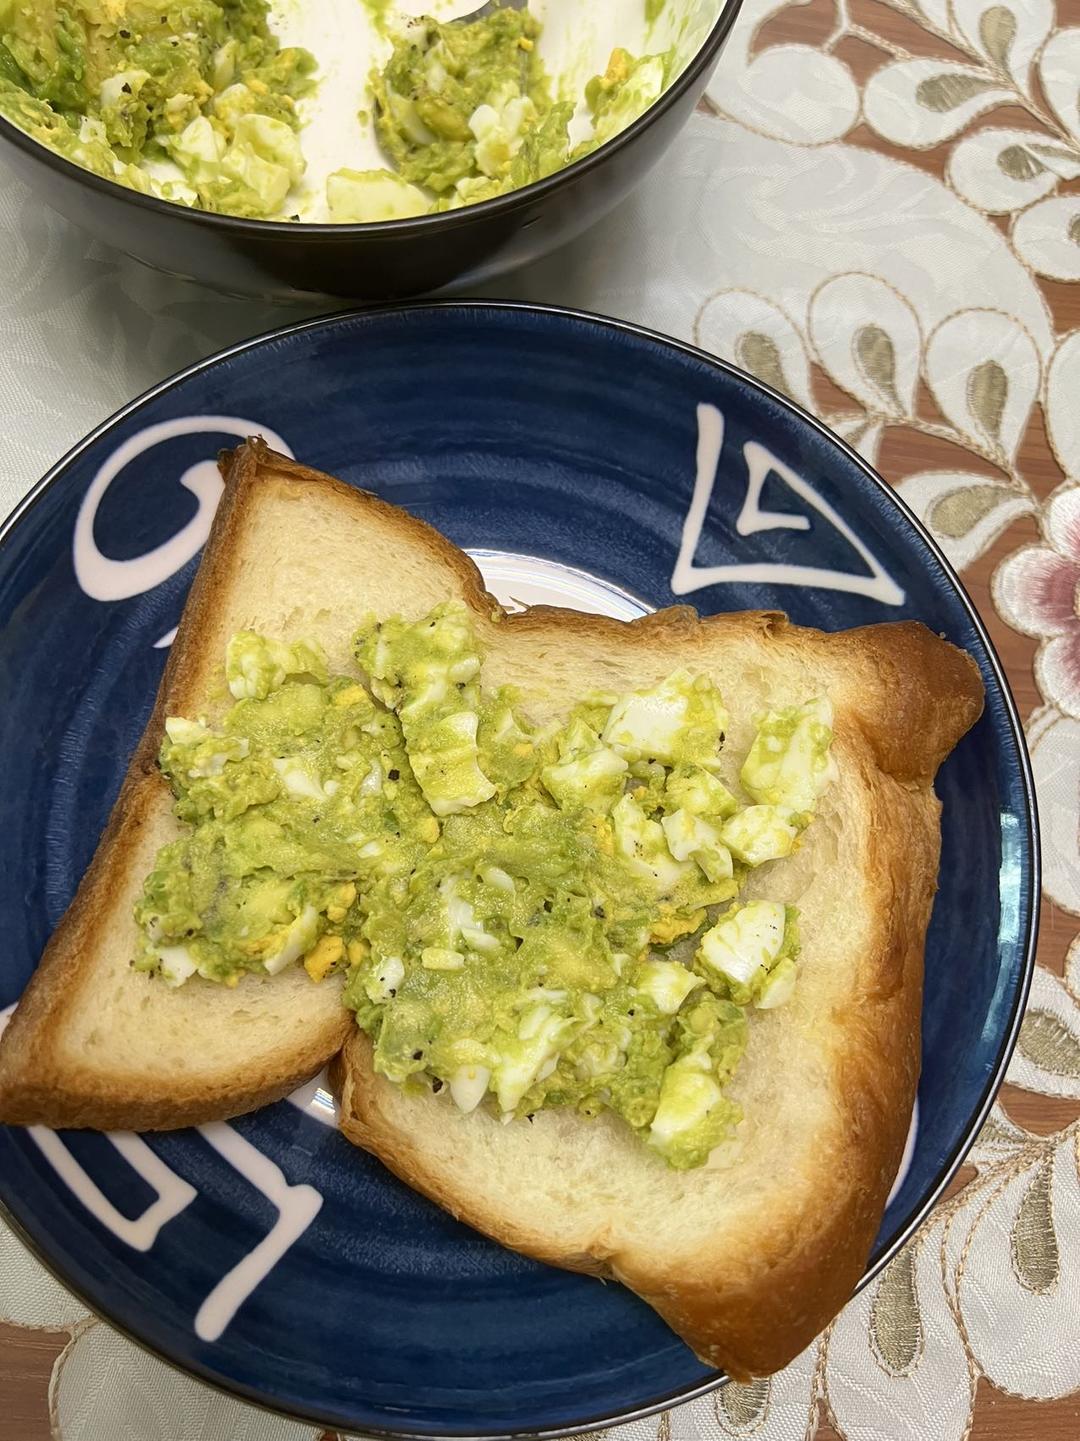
[0,299,1041,1441]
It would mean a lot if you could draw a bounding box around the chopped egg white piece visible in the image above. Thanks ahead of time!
[756,958,798,1010]
[697,902,787,987]
[364,955,405,1004]
[263,905,319,975]
[449,1064,491,1114]
[492,1006,573,1113]
[741,698,836,813]
[720,805,799,866]
[157,945,198,987]
[612,794,691,896]
[635,960,704,1015]
[272,758,325,800]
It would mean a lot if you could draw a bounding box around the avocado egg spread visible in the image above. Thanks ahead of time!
[0,1,673,221]
[135,603,835,1169]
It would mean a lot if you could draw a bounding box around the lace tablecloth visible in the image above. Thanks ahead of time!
[2,1,1079,1437]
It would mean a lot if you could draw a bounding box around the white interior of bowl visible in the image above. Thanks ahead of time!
[267,0,721,222]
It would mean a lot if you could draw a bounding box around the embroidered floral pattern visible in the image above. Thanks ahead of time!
[996,487,1080,718]
[1,0,1079,1435]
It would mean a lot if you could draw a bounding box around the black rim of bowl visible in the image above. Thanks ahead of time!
[0,300,1041,1441]
[0,0,743,240]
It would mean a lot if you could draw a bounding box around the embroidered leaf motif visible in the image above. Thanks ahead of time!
[1017,1009,1080,1079]
[736,331,790,398]
[916,72,999,111]
[998,145,1043,181]
[870,1245,923,1376]
[975,1110,1024,1150]
[854,325,901,410]
[968,358,1009,442]
[929,483,1013,538]
[836,415,873,449]
[1029,142,1080,169]
[979,5,1016,68]
[1010,1157,1060,1293]
[717,1377,771,1429]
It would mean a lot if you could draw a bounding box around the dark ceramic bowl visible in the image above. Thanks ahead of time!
[0,2,742,301]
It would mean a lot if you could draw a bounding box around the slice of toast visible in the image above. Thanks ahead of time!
[296,452,983,1380]
[0,440,983,1382]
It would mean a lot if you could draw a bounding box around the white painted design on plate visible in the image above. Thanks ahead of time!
[886,1100,920,1207]
[671,403,906,605]
[193,1124,323,1342]
[8,980,323,1336]
[15,1117,322,1339]
[467,549,650,619]
[72,416,292,605]
[285,1069,340,1127]
[26,1129,197,1251]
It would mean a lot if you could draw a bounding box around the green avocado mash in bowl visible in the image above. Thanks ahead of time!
[0,0,742,296]
[137,601,833,1171]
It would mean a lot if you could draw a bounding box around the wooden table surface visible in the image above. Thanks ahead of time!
[1,0,1079,1436]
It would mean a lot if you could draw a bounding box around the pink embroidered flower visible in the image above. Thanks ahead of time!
[994,486,1080,719]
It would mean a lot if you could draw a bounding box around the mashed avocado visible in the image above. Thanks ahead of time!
[135,603,834,1170]
[0,0,315,217]
[0,1,672,222]
[344,14,669,218]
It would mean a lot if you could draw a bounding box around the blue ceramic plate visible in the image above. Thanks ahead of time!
[0,304,1037,1438]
